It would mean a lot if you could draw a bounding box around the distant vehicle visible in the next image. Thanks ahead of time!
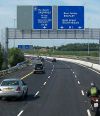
[52,58,56,62]
[0,78,28,100]
[33,62,45,74]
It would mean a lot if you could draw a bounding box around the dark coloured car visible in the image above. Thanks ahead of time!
[52,58,56,62]
[33,63,45,74]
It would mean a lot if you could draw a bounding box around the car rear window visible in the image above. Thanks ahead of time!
[35,64,43,68]
[1,80,19,86]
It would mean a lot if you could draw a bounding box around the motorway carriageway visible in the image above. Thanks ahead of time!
[0,59,100,116]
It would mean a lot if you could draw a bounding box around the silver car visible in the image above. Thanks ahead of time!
[0,78,28,99]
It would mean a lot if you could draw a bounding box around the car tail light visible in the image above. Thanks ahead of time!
[16,87,21,92]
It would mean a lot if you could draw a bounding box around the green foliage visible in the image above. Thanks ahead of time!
[8,48,25,66]
[0,44,3,70]
[58,43,99,51]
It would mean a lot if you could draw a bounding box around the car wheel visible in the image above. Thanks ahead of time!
[20,91,25,100]
[25,89,28,98]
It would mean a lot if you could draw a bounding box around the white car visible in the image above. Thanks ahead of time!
[0,78,28,100]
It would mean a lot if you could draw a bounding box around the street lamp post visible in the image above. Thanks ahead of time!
[99,30,100,64]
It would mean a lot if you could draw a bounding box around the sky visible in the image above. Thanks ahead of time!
[0,0,100,47]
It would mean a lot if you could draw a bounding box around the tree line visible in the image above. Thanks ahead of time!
[57,43,99,51]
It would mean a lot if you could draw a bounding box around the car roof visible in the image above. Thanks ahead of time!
[2,78,21,81]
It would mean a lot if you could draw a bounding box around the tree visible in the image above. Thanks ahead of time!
[0,43,3,70]
[9,48,25,67]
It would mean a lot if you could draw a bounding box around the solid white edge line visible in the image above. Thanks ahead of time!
[79,64,100,75]
[34,91,39,97]
[21,71,33,80]
[78,81,80,84]
[87,109,91,116]
[81,90,84,96]
[17,110,24,116]
[43,82,47,85]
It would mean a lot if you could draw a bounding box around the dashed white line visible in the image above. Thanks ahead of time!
[81,90,85,96]
[17,110,24,116]
[87,109,91,116]
[75,75,77,78]
[78,81,80,84]
[73,72,75,74]
[43,82,47,86]
[48,76,50,78]
[34,91,39,97]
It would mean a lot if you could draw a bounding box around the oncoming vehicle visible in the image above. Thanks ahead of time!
[0,79,28,100]
[33,62,45,74]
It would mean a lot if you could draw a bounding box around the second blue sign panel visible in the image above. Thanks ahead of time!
[33,6,52,30]
[58,6,84,30]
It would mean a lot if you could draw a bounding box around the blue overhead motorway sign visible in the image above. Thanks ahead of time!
[33,6,52,30]
[18,45,33,50]
[58,6,84,29]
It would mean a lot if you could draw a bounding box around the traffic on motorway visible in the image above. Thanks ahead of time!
[0,56,100,116]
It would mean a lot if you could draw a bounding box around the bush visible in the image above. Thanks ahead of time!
[8,48,25,67]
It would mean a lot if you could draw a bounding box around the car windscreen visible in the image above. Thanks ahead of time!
[1,80,19,86]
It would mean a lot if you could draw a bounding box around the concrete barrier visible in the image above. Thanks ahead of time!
[0,61,29,77]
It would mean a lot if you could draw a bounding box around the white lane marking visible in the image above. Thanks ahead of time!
[21,71,33,80]
[87,109,91,116]
[78,81,80,84]
[34,91,39,97]
[17,110,24,116]
[48,76,50,78]
[71,69,72,71]
[43,82,47,86]
[81,90,84,96]
[52,69,54,72]
[75,75,77,78]
[73,72,75,74]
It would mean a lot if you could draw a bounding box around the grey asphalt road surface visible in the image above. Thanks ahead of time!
[0,59,100,116]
